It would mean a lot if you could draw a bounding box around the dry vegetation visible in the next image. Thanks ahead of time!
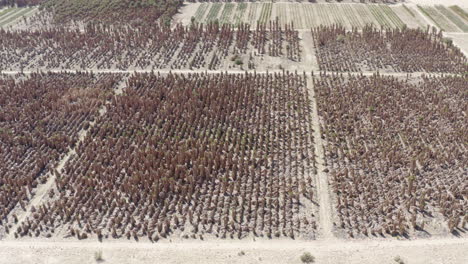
[312,25,468,73]
[41,0,182,26]
[0,0,42,7]
[0,21,300,71]
[315,73,467,238]
[12,72,318,241]
[1,0,467,251]
[0,73,121,236]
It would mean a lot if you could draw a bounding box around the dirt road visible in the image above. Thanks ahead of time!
[0,237,466,264]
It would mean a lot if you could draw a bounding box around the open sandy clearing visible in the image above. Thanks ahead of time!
[444,33,468,57]
[0,237,466,264]
[408,0,468,9]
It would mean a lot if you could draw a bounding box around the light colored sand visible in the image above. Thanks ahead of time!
[444,33,468,57]
[307,75,334,240]
[172,2,200,26]
[408,0,468,8]
[392,5,429,29]
[0,237,466,264]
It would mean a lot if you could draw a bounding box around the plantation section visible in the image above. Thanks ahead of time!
[12,72,318,241]
[41,0,182,25]
[315,74,467,238]
[0,22,301,71]
[311,25,468,73]
[0,73,120,238]
[181,3,430,30]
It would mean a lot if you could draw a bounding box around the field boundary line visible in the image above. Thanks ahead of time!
[307,74,335,240]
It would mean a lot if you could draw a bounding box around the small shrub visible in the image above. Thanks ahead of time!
[336,34,346,43]
[94,250,104,262]
[300,252,315,263]
[394,256,405,264]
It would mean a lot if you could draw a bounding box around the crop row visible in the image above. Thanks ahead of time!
[193,3,209,22]
[232,2,246,26]
[417,5,461,32]
[449,6,468,22]
[205,2,222,23]
[12,72,318,240]
[219,3,234,25]
[434,5,468,32]
[342,4,362,29]
[257,2,272,25]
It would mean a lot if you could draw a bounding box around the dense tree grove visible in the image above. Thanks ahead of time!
[41,0,182,25]
[315,73,467,238]
[0,0,43,7]
[0,22,300,71]
[312,25,468,73]
[0,73,121,236]
[12,72,317,240]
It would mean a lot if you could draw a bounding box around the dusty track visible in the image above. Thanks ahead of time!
[0,237,466,264]
[307,75,334,240]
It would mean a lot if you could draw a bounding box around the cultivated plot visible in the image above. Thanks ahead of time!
[315,74,467,238]
[0,23,302,72]
[311,25,468,73]
[177,3,433,30]
[417,5,465,32]
[11,72,319,241]
[0,73,121,239]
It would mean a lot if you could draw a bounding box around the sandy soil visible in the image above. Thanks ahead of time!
[172,2,200,26]
[392,5,429,29]
[407,0,468,8]
[0,237,466,264]
[307,75,334,239]
[444,33,468,57]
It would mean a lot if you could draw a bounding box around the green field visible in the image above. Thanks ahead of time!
[186,2,468,32]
